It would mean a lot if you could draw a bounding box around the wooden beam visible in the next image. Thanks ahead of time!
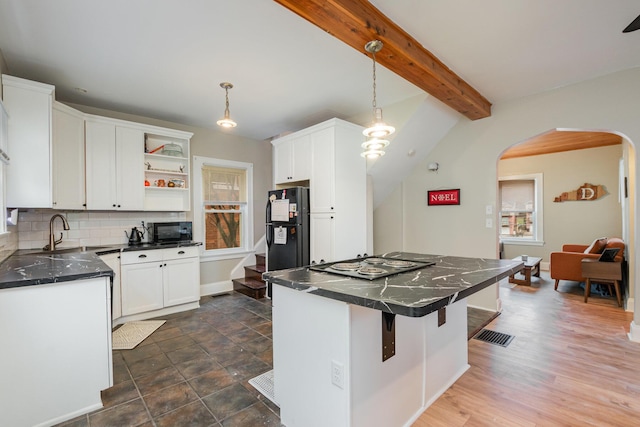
[274,0,492,120]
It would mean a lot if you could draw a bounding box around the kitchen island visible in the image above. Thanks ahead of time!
[0,251,114,427]
[263,252,522,427]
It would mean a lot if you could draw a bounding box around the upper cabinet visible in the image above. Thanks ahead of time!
[272,133,311,184]
[85,117,145,211]
[2,75,193,212]
[85,117,192,212]
[143,132,191,211]
[52,101,86,210]
[273,118,369,263]
[2,75,54,208]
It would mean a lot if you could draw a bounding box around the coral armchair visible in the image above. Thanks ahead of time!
[550,238,625,290]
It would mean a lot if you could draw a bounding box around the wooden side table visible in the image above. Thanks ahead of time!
[581,258,622,306]
[509,256,542,286]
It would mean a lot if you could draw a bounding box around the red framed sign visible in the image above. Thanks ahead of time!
[427,189,460,206]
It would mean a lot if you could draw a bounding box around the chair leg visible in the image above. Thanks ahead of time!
[584,278,591,303]
[614,280,622,307]
[554,279,560,290]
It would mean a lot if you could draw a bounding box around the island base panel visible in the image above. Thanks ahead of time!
[272,284,470,427]
[0,278,112,427]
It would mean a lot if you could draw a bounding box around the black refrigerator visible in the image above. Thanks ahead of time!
[266,187,310,272]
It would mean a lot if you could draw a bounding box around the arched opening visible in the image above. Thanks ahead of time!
[496,129,635,309]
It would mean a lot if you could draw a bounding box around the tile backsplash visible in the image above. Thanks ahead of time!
[17,209,188,250]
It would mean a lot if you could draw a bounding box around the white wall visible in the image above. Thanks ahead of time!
[499,144,623,261]
[375,67,640,321]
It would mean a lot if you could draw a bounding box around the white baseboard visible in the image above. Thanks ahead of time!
[625,297,634,312]
[540,261,550,271]
[629,320,640,342]
[200,280,233,296]
[113,301,200,327]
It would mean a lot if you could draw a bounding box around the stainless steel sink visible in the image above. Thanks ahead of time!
[23,246,114,255]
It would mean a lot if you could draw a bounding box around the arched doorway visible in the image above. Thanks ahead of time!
[496,129,635,309]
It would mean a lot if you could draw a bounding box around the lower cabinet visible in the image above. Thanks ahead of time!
[120,247,200,317]
[99,252,122,321]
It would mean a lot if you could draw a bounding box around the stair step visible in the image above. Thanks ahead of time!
[255,253,265,267]
[244,264,265,281]
[232,278,266,300]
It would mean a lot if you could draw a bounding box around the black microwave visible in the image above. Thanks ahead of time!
[148,221,192,243]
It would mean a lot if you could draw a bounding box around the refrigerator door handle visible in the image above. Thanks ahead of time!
[266,223,273,248]
[265,199,272,223]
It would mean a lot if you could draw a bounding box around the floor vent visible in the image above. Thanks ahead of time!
[473,329,514,347]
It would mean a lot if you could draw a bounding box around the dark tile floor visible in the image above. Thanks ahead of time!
[57,292,279,427]
[57,290,496,427]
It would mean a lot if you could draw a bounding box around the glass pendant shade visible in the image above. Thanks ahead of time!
[363,108,395,138]
[216,113,237,128]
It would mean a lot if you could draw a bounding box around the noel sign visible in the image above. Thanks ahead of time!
[427,189,460,206]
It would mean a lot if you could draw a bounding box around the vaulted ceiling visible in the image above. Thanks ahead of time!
[1,1,639,206]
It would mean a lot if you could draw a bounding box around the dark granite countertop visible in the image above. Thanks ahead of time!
[262,252,523,317]
[1,241,202,290]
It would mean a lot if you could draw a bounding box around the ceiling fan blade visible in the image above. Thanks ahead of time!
[623,14,640,33]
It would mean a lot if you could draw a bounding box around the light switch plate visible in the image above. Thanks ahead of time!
[485,218,493,228]
[485,205,493,215]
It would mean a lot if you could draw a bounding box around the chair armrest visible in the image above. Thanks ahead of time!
[550,251,600,281]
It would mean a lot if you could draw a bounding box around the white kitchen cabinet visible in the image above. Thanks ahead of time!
[0,277,112,427]
[309,127,336,212]
[163,248,200,306]
[272,133,311,184]
[310,212,335,264]
[306,118,369,261]
[52,101,86,209]
[120,246,200,318]
[85,117,144,210]
[2,74,54,208]
[99,252,122,321]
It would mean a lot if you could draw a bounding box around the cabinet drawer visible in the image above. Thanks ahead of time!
[121,250,164,265]
[164,246,199,259]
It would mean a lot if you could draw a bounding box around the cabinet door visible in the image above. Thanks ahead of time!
[115,127,144,210]
[100,253,121,321]
[3,77,54,208]
[310,128,335,212]
[273,139,292,184]
[291,134,311,182]
[163,256,200,307]
[120,261,164,316]
[52,104,86,210]
[85,121,117,210]
[310,213,335,264]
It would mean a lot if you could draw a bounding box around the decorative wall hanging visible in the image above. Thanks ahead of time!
[427,189,460,206]
[553,183,607,202]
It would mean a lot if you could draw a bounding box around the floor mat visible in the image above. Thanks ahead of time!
[249,370,278,407]
[112,320,166,350]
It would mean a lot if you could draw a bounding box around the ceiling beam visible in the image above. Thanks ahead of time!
[274,0,492,120]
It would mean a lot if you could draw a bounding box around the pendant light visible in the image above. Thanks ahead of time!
[361,40,394,158]
[216,82,237,128]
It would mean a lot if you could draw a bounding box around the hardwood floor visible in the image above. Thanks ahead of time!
[414,272,639,426]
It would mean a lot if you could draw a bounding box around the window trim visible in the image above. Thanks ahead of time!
[193,156,254,261]
[499,173,544,246]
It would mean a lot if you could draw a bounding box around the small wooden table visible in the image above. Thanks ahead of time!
[581,258,622,306]
[509,256,542,286]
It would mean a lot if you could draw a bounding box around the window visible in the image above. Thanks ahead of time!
[193,156,253,259]
[499,173,543,245]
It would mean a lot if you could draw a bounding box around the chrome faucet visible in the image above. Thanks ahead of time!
[44,214,70,251]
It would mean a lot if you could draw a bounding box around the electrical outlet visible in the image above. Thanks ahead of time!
[331,360,344,389]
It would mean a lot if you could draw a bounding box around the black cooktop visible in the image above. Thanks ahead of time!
[310,256,435,280]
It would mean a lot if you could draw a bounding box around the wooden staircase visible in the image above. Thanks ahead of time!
[232,253,267,299]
